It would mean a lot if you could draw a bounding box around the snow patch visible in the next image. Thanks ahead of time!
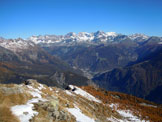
[49,87,53,91]
[69,85,101,103]
[107,116,121,122]
[109,103,118,109]
[27,85,42,94]
[109,103,149,122]
[29,91,42,98]
[117,110,140,121]
[139,103,157,108]
[11,97,47,122]
[11,103,38,122]
[38,84,46,90]
[67,106,95,122]
[65,90,74,96]
[11,83,48,122]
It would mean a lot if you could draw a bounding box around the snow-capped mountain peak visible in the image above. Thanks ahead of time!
[76,32,94,41]
[129,33,149,40]
[106,32,117,37]
[65,32,76,38]
[0,31,151,51]
[0,38,35,52]
[28,31,151,46]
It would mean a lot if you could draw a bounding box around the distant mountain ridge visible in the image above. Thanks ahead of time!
[2,31,161,47]
[93,48,162,103]
[0,37,90,87]
[1,32,161,77]
[29,31,161,75]
[29,31,151,46]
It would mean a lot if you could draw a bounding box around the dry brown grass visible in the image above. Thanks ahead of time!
[58,87,122,121]
[41,87,54,96]
[0,92,31,106]
[0,105,19,122]
[0,84,16,88]
[82,86,162,122]
[0,85,32,122]
[57,92,74,108]
[32,105,50,122]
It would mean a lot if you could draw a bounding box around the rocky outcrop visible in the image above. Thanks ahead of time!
[34,100,73,122]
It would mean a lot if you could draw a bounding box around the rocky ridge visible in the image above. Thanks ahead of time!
[0,79,162,122]
[29,31,162,74]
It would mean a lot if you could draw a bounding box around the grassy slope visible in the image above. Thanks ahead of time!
[82,86,162,122]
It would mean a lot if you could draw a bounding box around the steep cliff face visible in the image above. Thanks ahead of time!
[0,79,161,122]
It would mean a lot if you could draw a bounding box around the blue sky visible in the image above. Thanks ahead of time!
[0,0,162,39]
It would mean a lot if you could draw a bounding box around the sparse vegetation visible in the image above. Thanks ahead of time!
[82,86,162,122]
[0,105,20,122]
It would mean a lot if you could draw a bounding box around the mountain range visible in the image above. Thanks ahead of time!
[0,37,90,87]
[29,31,149,46]
[0,31,162,104]
[93,47,162,103]
[29,31,161,74]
